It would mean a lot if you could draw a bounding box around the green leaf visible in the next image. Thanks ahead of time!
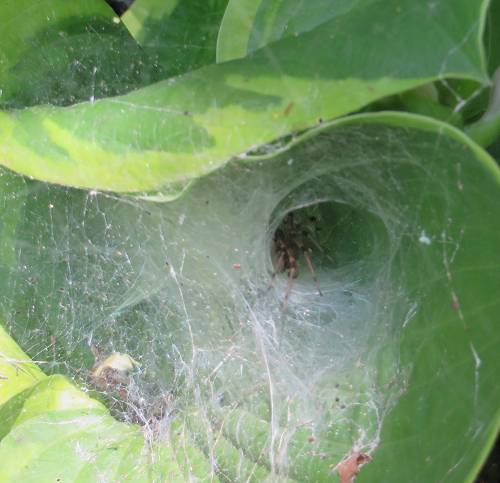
[0,372,184,482]
[485,0,500,75]
[0,374,104,439]
[0,325,45,405]
[0,408,164,482]
[216,0,263,62]
[0,2,489,192]
[122,0,229,76]
[1,112,498,481]
[0,0,163,108]
[398,84,463,127]
[186,412,271,481]
[170,419,222,482]
[488,133,500,161]
[467,67,500,146]
[218,0,490,62]
[218,0,366,61]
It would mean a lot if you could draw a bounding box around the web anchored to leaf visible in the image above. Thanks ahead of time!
[1,121,483,481]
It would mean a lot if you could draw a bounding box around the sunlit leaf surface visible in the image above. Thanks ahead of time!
[0,0,489,192]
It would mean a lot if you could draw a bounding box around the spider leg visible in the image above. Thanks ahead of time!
[303,248,323,296]
[282,264,297,311]
[268,251,285,290]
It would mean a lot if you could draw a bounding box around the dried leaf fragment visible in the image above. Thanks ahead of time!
[337,452,371,483]
[90,352,139,390]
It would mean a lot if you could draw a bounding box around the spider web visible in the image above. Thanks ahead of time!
[1,113,479,480]
[0,0,496,477]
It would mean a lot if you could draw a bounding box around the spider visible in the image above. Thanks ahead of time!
[268,212,323,308]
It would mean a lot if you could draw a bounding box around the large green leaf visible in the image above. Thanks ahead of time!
[218,0,490,61]
[122,0,229,76]
[0,1,489,192]
[1,112,498,481]
[0,378,181,481]
[218,0,366,61]
[0,0,163,109]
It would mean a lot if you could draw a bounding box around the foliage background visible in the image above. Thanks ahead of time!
[0,0,498,481]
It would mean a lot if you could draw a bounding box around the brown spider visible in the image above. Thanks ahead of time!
[268,212,323,308]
